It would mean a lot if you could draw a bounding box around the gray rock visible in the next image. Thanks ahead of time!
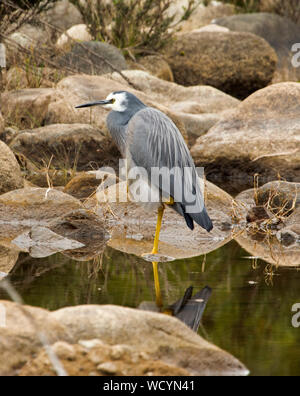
[43,0,83,31]
[0,187,82,242]
[0,246,19,276]
[127,55,174,82]
[9,123,117,171]
[52,304,249,376]
[0,88,56,129]
[8,24,49,49]
[0,300,72,375]
[49,209,110,261]
[0,140,24,195]
[94,180,235,260]
[64,171,119,201]
[191,83,300,194]
[215,13,300,83]
[235,181,300,267]
[57,41,128,75]
[12,226,85,258]
[1,72,239,149]
[164,30,277,99]
[19,338,190,376]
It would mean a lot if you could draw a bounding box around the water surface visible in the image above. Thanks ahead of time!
[0,240,299,376]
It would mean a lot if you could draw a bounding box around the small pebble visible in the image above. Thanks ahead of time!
[97,362,118,375]
[52,341,76,361]
[88,349,106,365]
[110,345,132,360]
[78,339,104,350]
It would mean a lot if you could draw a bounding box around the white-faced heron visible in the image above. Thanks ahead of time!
[76,91,213,304]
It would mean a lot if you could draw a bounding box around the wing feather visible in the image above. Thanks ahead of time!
[126,107,213,231]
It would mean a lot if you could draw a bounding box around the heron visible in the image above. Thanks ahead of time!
[76,91,213,304]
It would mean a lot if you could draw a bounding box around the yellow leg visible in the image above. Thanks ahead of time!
[151,205,164,254]
[151,206,165,309]
[152,261,163,308]
[164,197,174,206]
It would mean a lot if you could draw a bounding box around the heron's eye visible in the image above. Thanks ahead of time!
[111,98,116,104]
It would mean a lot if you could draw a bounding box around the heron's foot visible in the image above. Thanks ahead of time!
[163,197,174,206]
[141,253,175,263]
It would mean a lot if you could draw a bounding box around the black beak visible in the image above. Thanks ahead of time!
[75,99,113,109]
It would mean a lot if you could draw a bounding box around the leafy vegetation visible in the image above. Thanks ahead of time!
[70,0,201,55]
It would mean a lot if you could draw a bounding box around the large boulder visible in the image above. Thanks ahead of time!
[92,180,235,260]
[0,88,56,129]
[235,181,300,267]
[64,171,119,201]
[0,301,248,376]
[1,72,239,146]
[191,83,300,194]
[9,123,118,171]
[49,209,110,261]
[19,340,190,376]
[7,24,49,51]
[51,304,248,376]
[57,41,128,75]
[0,140,24,195]
[108,70,239,114]
[42,0,83,32]
[127,55,174,82]
[164,31,277,99]
[215,13,300,83]
[0,187,110,259]
[0,188,82,242]
[56,24,92,50]
[0,246,19,276]
[235,229,300,268]
[0,300,72,375]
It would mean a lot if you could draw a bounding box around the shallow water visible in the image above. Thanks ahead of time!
[0,240,299,376]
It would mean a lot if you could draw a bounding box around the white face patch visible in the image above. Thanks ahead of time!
[104,92,127,112]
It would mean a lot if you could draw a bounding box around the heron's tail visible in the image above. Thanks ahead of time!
[174,203,213,232]
[169,285,212,332]
[188,205,213,232]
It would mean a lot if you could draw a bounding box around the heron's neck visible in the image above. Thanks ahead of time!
[107,105,146,156]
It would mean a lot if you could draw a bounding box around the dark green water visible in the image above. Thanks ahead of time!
[1,240,300,376]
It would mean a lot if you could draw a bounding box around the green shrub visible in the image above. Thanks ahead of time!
[70,0,201,55]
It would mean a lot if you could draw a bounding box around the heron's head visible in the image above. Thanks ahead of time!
[75,91,145,113]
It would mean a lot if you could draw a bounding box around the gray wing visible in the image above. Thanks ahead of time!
[126,107,213,232]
